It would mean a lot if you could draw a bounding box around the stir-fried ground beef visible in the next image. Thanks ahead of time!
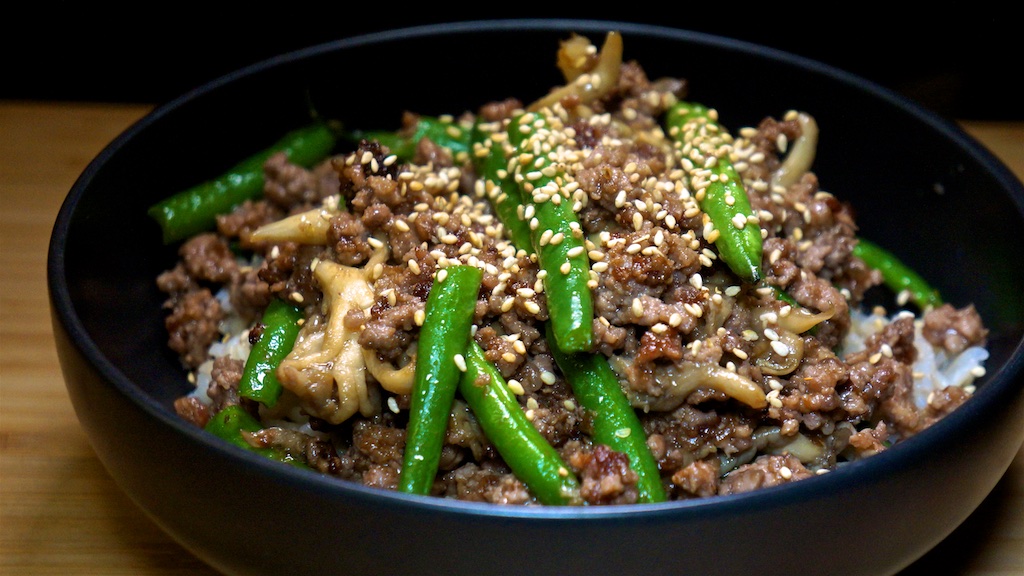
[159,36,988,505]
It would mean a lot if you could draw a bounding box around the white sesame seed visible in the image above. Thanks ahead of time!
[454,354,467,372]
[632,298,644,317]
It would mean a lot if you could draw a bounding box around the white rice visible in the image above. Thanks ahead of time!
[843,307,987,408]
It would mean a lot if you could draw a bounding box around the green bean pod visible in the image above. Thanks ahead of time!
[347,115,473,163]
[459,341,582,505]
[470,120,535,252]
[398,265,483,495]
[204,405,306,467]
[507,111,593,354]
[147,121,337,244]
[853,237,943,309]
[667,101,763,283]
[239,298,305,407]
[546,325,667,504]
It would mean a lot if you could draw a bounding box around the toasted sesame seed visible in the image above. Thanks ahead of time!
[502,352,517,363]
[414,309,425,326]
[453,354,467,372]
[770,340,790,356]
[632,298,644,317]
[508,380,525,395]
[776,133,789,153]
[780,466,793,480]
[540,371,557,385]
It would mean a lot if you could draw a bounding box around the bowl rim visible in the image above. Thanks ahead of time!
[48,17,1024,519]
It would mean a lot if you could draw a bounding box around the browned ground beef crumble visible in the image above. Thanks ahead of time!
[159,35,988,505]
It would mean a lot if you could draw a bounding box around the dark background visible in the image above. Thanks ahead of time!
[7,7,1019,121]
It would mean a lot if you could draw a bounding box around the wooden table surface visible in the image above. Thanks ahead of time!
[1,101,1022,575]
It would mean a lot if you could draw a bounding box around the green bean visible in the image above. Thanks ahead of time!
[853,237,943,309]
[470,120,535,252]
[238,298,304,407]
[546,325,667,503]
[346,115,473,163]
[667,101,763,283]
[507,110,593,354]
[398,265,483,495]
[204,405,306,467]
[147,121,337,244]
[459,341,582,505]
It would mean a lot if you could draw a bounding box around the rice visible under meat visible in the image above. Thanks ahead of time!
[844,307,987,409]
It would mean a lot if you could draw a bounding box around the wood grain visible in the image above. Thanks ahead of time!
[1,102,1021,575]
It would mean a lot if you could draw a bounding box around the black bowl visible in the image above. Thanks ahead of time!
[48,19,1024,576]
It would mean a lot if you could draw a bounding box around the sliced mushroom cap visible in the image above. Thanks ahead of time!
[276,259,377,424]
[528,31,623,112]
[623,359,767,412]
[771,112,818,189]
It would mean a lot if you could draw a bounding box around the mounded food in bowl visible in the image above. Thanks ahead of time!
[49,19,1024,576]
